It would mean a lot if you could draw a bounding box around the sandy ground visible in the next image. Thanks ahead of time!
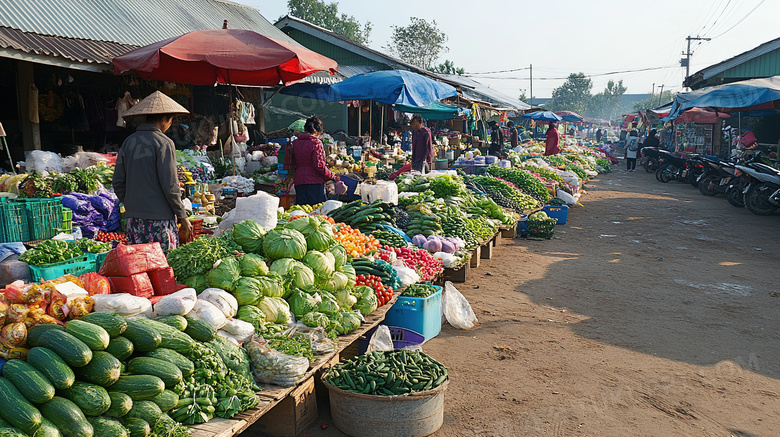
[294,168,780,437]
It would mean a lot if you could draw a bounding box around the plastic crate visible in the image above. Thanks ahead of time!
[542,205,569,225]
[13,197,64,240]
[29,256,97,282]
[382,286,442,342]
[61,208,72,233]
[357,326,426,354]
[0,201,30,243]
[86,252,109,271]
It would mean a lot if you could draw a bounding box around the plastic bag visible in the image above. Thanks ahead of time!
[366,325,394,353]
[153,288,197,317]
[99,243,169,277]
[147,267,178,296]
[26,150,63,173]
[79,272,111,295]
[232,192,279,231]
[216,330,241,346]
[442,281,477,330]
[246,336,309,387]
[0,299,6,326]
[561,171,580,189]
[68,296,94,319]
[6,304,29,324]
[221,318,255,344]
[107,273,154,298]
[556,190,576,205]
[198,288,239,318]
[92,293,153,318]
[1,322,27,347]
[432,252,457,268]
[360,180,398,205]
[392,265,420,288]
[187,299,228,330]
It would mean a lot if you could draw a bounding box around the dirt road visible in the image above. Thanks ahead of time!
[302,169,780,437]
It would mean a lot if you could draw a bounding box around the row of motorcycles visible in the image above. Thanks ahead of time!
[641,147,780,216]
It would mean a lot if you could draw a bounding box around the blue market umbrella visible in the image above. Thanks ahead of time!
[666,76,780,120]
[327,70,457,106]
[521,111,562,122]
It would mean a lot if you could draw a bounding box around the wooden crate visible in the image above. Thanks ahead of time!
[250,377,318,437]
[480,236,495,260]
[493,231,502,247]
[501,222,518,239]
[439,262,470,283]
[470,246,481,268]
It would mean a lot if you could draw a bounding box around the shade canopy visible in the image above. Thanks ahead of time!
[113,29,338,86]
[554,110,584,122]
[521,111,562,122]
[673,107,731,124]
[327,70,457,106]
[667,76,780,120]
[394,101,469,120]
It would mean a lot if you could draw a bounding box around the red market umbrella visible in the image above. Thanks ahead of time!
[674,107,731,124]
[113,29,337,86]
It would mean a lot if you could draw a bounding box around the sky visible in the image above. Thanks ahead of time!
[238,0,778,103]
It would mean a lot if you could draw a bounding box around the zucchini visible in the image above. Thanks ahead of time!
[0,377,42,435]
[183,317,216,342]
[65,320,110,351]
[60,381,111,417]
[38,397,93,437]
[126,357,182,388]
[144,349,194,378]
[26,324,65,347]
[86,417,128,437]
[122,321,161,353]
[125,401,162,427]
[105,337,134,361]
[2,360,55,404]
[26,347,75,390]
[73,351,121,387]
[104,392,133,418]
[153,315,187,332]
[109,375,165,401]
[36,330,93,368]
[121,418,149,437]
[81,313,127,338]
[150,390,178,412]
[130,319,194,355]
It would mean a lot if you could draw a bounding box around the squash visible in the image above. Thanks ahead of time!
[0,377,42,435]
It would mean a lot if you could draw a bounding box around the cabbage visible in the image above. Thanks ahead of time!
[236,305,266,329]
[206,258,240,291]
[183,275,208,293]
[232,219,266,253]
[262,228,307,260]
[354,292,377,316]
[288,288,321,317]
[352,286,374,300]
[233,277,263,305]
[255,273,285,298]
[321,271,349,292]
[285,216,334,251]
[317,292,341,315]
[290,264,315,290]
[300,312,331,329]
[239,253,269,277]
[334,289,357,310]
[303,251,335,279]
[269,258,299,277]
[329,311,362,335]
[323,250,336,269]
[338,264,356,288]
[257,297,293,325]
[328,245,347,269]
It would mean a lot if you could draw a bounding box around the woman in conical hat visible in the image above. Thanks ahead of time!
[112,91,192,251]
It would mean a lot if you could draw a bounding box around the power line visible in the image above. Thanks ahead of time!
[704,0,744,37]
[465,65,674,81]
[464,66,530,75]
[709,0,766,38]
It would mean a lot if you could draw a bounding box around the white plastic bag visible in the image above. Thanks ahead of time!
[313,200,343,216]
[233,191,279,230]
[187,299,228,330]
[153,288,197,317]
[392,265,420,288]
[366,325,394,353]
[26,150,63,173]
[221,318,255,343]
[246,336,309,387]
[432,252,457,268]
[561,171,580,189]
[556,189,576,205]
[360,181,398,205]
[217,330,241,346]
[198,288,238,318]
[92,293,152,318]
[442,281,477,330]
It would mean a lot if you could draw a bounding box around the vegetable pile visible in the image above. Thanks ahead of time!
[20,240,83,266]
[403,282,439,298]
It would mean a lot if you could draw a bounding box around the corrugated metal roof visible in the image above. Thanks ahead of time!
[440,74,531,111]
[0,26,134,66]
[685,37,780,89]
[336,65,377,78]
[0,0,297,47]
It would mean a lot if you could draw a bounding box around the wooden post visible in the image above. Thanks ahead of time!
[16,61,41,151]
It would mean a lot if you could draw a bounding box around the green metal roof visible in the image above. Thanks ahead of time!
[685,37,780,89]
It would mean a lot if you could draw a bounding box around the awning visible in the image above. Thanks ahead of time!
[394,101,470,120]
[667,76,780,119]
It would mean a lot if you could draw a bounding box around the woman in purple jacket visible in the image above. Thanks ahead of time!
[292,116,337,205]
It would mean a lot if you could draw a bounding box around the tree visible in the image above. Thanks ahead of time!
[546,73,592,114]
[429,60,464,75]
[287,0,372,45]
[587,80,627,120]
[384,18,448,70]
[518,89,529,104]
[633,91,675,111]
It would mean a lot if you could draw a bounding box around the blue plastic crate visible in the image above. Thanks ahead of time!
[383,286,442,342]
[357,326,426,354]
[542,205,569,225]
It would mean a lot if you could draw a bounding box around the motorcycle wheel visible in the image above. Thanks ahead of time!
[726,185,746,208]
[658,165,675,183]
[745,184,778,215]
[687,171,700,187]
[644,158,656,173]
[698,176,719,196]
[656,164,668,182]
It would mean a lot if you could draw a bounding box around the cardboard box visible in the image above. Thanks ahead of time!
[251,377,318,437]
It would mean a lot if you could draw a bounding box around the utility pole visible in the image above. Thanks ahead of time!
[681,36,711,88]
[652,83,655,98]
[529,64,533,107]
[658,84,665,106]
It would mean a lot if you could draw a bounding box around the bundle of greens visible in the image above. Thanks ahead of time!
[486,165,551,202]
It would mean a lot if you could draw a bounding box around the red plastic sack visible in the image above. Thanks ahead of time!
[100,243,169,277]
[147,268,178,296]
[107,273,154,299]
[149,295,165,305]
[79,273,111,296]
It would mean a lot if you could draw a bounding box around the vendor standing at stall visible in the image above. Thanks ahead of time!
[291,115,337,205]
[488,121,505,157]
[113,91,191,252]
[410,114,433,173]
[544,122,561,156]
[508,121,519,149]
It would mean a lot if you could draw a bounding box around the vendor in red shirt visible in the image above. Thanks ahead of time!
[410,114,433,173]
[543,122,561,156]
[291,116,337,205]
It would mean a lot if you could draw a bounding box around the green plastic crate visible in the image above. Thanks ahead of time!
[86,252,109,271]
[28,255,96,282]
[61,208,72,233]
[19,197,64,240]
[0,202,30,243]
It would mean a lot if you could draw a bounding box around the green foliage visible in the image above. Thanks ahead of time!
[634,90,675,111]
[384,17,448,70]
[588,80,627,120]
[287,0,372,44]
[546,73,592,114]
[429,60,464,75]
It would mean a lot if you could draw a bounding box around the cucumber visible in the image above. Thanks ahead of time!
[183,317,216,342]
[144,349,194,378]
[81,313,127,338]
[104,392,133,418]
[86,417,128,437]
[2,360,55,404]
[126,357,182,389]
[60,381,111,416]
[65,320,110,351]
[0,377,42,435]
[122,320,161,353]
[150,390,178,412]
[36,330,93,368]
[121,418,149,437]
[152,315,187,332]
[38,397,93,437]
[105,337,134,361]
[73,351,121,388]
[125,401,162,427]
[109,376,165,401]
[129,319,194,355]
[26,324,65,347]
[26,347,75,390]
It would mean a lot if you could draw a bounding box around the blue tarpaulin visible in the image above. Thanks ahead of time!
[328,70,456,106]
[521,111,562,122]
[394,101,469,120]
[666,76,780,120]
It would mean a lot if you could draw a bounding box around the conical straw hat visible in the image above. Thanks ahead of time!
[122,90,190,118]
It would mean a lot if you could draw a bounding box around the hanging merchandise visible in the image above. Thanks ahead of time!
[236,101,256,125]
[115,91,137,127]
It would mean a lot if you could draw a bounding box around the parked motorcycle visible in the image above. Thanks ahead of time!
[739,162,780,215]
[724,150,767,208]
[641,147,662,173]
[697,157,738,196]
[656,151,703,185]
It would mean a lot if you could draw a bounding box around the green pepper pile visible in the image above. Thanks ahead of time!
[370,229,407,248]
[20,240,83,266]
[403,282,438,298]
[167,236,242,280]
[76,238,111,254]
[440,207,478,249]
[267,334,316,363]
[325,350,448,396]
[486,165,551,202]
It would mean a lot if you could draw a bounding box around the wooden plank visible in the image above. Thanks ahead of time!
[470,246,481,268]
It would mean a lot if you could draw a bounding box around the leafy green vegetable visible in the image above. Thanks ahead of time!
[285,216,334,251]
[239,253,269,277]
[300,312,331,329]
[257,297,293,325]
[288,289,320,318]
[232,220,266,254]
[206,257,240,291]
[233,277,263,305]
[236,305,266,330]
[328,245,347,269]
[302,250,335,279]
[167,236,239,280]
[183,275,209,293]
[317,292,341,315]
[19,240,82,266]
[255,273,286,298]
[262,229,307,260]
